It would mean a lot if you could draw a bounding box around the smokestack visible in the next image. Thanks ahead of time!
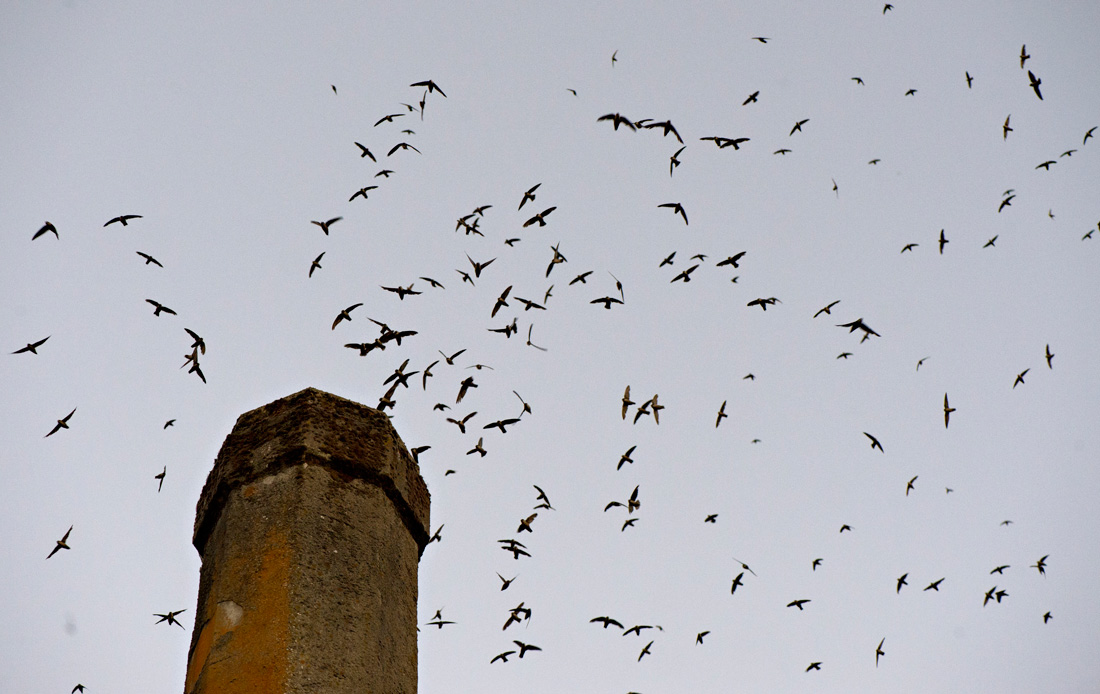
[184,387,430,694]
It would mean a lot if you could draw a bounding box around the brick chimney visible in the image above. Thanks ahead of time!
[184,388,430,694]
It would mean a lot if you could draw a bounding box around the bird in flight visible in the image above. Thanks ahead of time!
[155,466,166,492]
[896,573,909,592]
[1045,344,1054,369]
[851,76,864,85]
[354,142,376,161]
[814,300,840,318]
[637,641,653,661]
[331,303,363,330]
[812,558,823,571]
[1013,369,1029,388]
[146,300,177,317]
[1032,555,1049,575]
[410,79,446,97]
[597,113,636,131]
[136,251,163,267]
[47,525,73,558]
[806,662,822,672]
[669,146,684,177]
[747,297,780,311]
[12,336,50,355]
[1028,70,1043,100]
[311,217,342,235]
[658,202,688,225]
[33,221,59,240]
[790,119,809,135]
[1020,44,1030,68]
[349,185,378,201]
[905,477,917,496]
[787,599,811,610]
[590,615,624,629]
[154,610,187,629]
[944,393,956,428]
[715,401,727,428]
[1003,115,1012,140]
[523,206,557,228]
[925,578,945,591]
[742,90,759,105]
[45,408,77,438]
[387,142,421,156]
[1085,126,1097,144]
[966,71,973,88]
[104,214,142,227]
[984,236,998,248]
[901,243,918,253]
[875,638,886,667]
[864,432,884,452]
[938,229,949,254]
[309,252,324,277]
[751,36,769,43]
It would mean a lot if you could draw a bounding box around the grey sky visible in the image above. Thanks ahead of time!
[3,1,1099,692]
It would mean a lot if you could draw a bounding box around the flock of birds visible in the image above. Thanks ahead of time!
[16,9,1096,692]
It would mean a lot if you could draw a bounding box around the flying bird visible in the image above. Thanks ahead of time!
[742,90,759,105]
[309,252,324,277]
[349,185,378,201]
[966,71,973,88]
[938,229,948,254]
[715,401,727,428]
[145,300,177,317]
[136,251,163,267]
[1003,115,1012,140]
[387,142,421,156]
[354,142,376,160]
[155,466,166,492]
[311,217,342,235]
[523,206,557,227]
[1032,555,1048,575]
[814,300,840,318]
[658,202,688,225]
[790,119,809,135]
[154,610,187,629]
[331,303,363,330]
[944,394,956,428]
[47,525,73,559]
[1028,70,1042,100]
[33,221,59,240]
[905,477,917,496]
[104,214,142,227]
[409,79,446,97]
[896,573,909,592]
[1045,344,1054,369]
[597,113,637,131]
[1085,126,1097,144]
[925,578,945,591]
[875,638,885,667]
[45,408,77,438]
[787,599,811,610]
[12,336,49,355]
[1013,369,1029,388]
[864,432,884,452]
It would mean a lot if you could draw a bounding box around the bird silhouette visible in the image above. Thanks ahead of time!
[45,408,77,438]
[311,217,342,235]
[864,432,884,452]
[136,251,163,267]
[104,214,142,227]
[47,525,73,558]
[33,221,58,240]
[155,466,166,492]
[1028,70,1043,100]
[331,303,362,330]
[12,336,50,355]
[154,610,187,629]
[658,202,688,225]
[944,394,956,428]
[146,300,177,317]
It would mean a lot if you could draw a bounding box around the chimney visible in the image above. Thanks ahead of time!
[184,387,430,694]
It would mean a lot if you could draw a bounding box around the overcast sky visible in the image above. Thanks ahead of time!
[3,1,1099,692]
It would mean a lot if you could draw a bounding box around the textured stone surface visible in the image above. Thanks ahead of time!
[185,388,429,694]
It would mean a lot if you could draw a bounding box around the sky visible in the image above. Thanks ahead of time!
[3,1,1099,692]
